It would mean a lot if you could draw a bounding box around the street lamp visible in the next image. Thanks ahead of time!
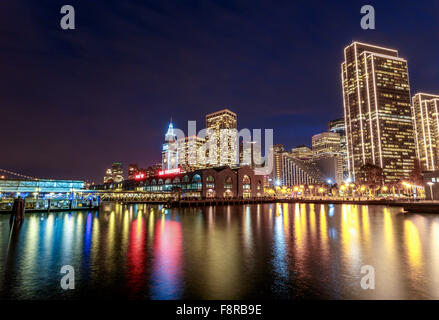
[427,182,435,201]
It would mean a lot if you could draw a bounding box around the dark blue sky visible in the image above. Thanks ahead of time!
[1,0,438,182]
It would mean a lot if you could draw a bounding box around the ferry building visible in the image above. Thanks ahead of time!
[138,166,265,199]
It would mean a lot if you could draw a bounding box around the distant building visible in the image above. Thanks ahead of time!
[312,132,343,184]
[145,166,157,178]
[412,93,439,171]
[128,164,147,181]
[239,140,263,168]
[342,41,416,183]
[271,144,323,186]
[312,132,341,155]
[103,168,113,184]
[313,155,344,185]
[128,164,139,180]
[205,109,238,168]
[328,118,345,133]
[104,162,124,183]
[162,121,179,170]
[177,135,206,172]
[328,118,349,179]
[291,145,313,161]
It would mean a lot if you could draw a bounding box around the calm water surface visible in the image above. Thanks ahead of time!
[1,203,439,300]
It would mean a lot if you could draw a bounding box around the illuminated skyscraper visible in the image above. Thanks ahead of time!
[205,109,238,167]
[162,121,178,170]
[342,42,416,183]
[412,93,439,171]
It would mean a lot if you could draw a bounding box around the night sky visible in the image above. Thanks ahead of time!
[1,0,438,183]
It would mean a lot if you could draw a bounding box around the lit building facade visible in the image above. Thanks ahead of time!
[162,121,179,170]
[312,132,341,155]
[271,144,323,186]
[177,135,206,172]
[205,109,238,167]
[239,141,263,168]
[313,156,343,185]
[291,145,313,161]
[328,118,349,179]
[103,162,124,183]
[412,93,439,171]
[312,132,343,184]
[136,166,265,199]
[342,42,416,183]
[128,164,148,180]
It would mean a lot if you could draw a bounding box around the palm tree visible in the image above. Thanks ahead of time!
[359,163,384,197]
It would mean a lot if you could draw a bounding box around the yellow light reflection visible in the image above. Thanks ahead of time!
[404,220,422,273]
[309,204,316,238]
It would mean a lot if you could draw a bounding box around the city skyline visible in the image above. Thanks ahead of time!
[2,2,439,305]
[1,1,438,183]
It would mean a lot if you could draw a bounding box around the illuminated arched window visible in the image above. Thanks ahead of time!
[173,177,180,184]
[192,174,202,190]
[182,175,190,183]
[224,176,233,189]
[206,176,215,188]
[243,175,251,190]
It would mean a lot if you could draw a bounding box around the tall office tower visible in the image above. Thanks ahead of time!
[328,118,349,179]
[177,135,206,172]
[162,121,179,170]
[205,109,238,167]
[412,93,439,171]
[342,42,416,183]
[271,144,323,186]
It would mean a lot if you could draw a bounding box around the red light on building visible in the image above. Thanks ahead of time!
[158,168,181,176]
[134,173,145,180]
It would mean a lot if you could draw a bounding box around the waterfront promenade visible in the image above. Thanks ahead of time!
[2,196,438,214]
[166,198,439,213]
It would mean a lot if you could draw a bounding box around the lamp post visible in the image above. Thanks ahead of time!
[427,182,434,201]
